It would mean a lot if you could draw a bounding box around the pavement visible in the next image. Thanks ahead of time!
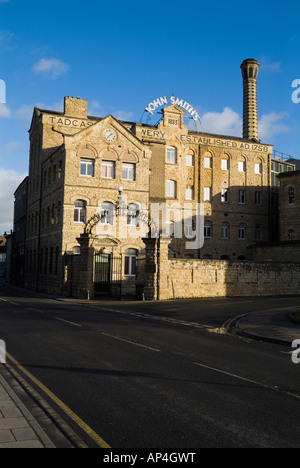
[0,296,300,448]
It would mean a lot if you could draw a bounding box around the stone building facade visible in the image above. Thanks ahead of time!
[14,58,298,299]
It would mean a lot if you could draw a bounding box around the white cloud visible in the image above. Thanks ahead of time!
[1,142,21,156]
[0,168,27,234]
[200,107,242,136]
[32,58,69,79]
[0,29,16,49]
[258,112,290,141]
[0,103,11,118]
[259,57,282,73]
[114,110,134,121]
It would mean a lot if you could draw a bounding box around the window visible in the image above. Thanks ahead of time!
[44,248,48,275]
[238,160,246,172]
[127,203,139,226]
[288,229,296,240]
[166,146,177,164]
[186,154,194,166]
[239,190,246,204]
[204,187,211,202]
[221,188,229,203]
[54,247,59,276]
[102,160,115,179]
[288,187,295,205]
[204,157,212,168]
[100,202,114,225]
[57,201,61,224]
[124,248,138,276]
[255,191,262,205]
[58,160,62,179]
[255,224,262,241]
[238,223,246,240]
[255,162,262,174]
[184,218,194,238]
[51,204,55,225]
[166,180,176,198]
[204,221,212,238]
[49,247,53,275]
[221,159,229,170]
[74,200,86,223]
[186,185,194,200]
[221,222,229,239]
[165,221,174,238]
[122,163,136,181]
[80,158,94,177]
[46,206,50,227]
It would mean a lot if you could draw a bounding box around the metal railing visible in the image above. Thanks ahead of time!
[272,150,299,162]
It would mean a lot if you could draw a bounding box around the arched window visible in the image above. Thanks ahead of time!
[74,200,86,223]
[204,152,212,168]
[287,186,295,205]
[127,203,139,226]
[254,159,262,174]
[166,146,177,164]
[238,157,246,173]
[100,202,114,225]
[204,221,212,238]
[166,180,176,198]
[124,248,138,276]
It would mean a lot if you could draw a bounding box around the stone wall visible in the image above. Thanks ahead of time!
[164,258,300,299]
[142,237,300,300]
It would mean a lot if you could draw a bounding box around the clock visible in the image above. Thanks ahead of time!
[103,128,117,143]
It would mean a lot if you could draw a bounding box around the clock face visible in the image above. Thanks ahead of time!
[103,128,117,143]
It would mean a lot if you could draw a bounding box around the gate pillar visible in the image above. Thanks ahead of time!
[142,237,171,300]
[75,233,95,299]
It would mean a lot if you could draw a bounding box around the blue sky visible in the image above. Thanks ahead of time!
[1,0,300,233]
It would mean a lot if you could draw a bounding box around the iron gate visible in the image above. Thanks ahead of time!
[94,253,122,296]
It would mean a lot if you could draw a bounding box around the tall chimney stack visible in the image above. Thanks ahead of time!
[240,59,260,140]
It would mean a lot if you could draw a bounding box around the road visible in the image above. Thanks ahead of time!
[0,281,300,448]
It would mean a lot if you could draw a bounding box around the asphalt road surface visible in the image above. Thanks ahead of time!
[0,282,300,448]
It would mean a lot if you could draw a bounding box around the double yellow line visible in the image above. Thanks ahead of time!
[5,351,111,449]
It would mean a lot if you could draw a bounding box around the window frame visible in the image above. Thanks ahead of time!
[124,248,138,276]
[186,185,194,200]
[122,163,136,181]
[287,186,295,205]
[166,146,177,164]
[80,158,94,177]
[100,202,114,225]
[186,154,194,166]
[101,160,116,179]
[74,200,87,224]
[239,189,246,204]
[204,187,212,202]
[166,179,176,198]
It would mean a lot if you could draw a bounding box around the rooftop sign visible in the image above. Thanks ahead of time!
[145,96,201,122]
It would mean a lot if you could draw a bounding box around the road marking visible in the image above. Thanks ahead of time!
[9,301,20,306]
[26,307,44,314]
[193,361,300,400]
[5,351,111,448]
[129,312,213,329]
[211,301,252,306]
[0,297,8,302]
[101,332,161,352]
[55,317,82,327]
